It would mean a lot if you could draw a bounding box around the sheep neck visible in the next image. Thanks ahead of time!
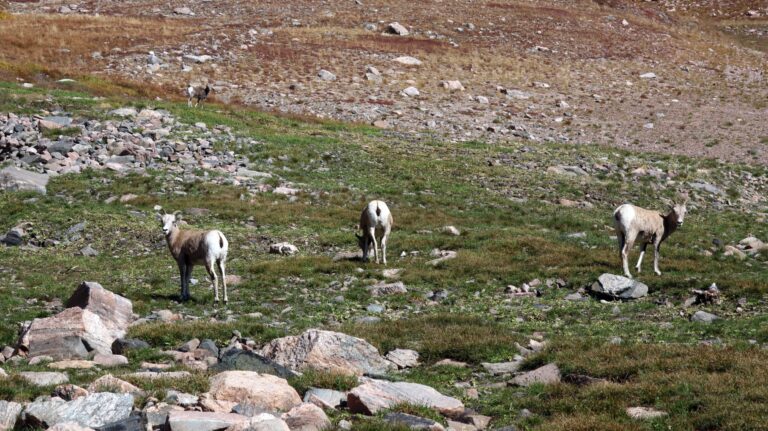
[165,225,181,255]
[661,211,678,241]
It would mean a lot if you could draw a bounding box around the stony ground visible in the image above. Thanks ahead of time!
[0,81,766,430]
[2,0,768,165]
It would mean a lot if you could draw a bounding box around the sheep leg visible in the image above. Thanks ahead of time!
[177,261,188,301]
[653,242,662,276]
[184,262,193,301]
[206,260,219,304]
[636,242,648,273]
[369,227,379,264]
[381,227,390,265]
[218,259,228,304]
[621,234,635,278]
[187,97,192,107]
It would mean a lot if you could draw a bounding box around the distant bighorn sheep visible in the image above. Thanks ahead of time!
[356,200,393,265]
[157,210,229,303]
[187,84,211,107]
[613,199,687,278]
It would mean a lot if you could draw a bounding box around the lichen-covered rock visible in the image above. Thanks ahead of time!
[347,378,464,417]
[259,330,393,376]
[208,371,301,412]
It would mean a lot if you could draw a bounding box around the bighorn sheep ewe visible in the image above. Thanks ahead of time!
[187,84,210,107]
[157,210,229,303]
[613,200,687,278]
[356,200,393,265]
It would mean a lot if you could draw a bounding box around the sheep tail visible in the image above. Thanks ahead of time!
[219,233,224,248]
[375,203,381,217]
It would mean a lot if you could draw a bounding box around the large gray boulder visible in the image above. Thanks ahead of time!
[208,371,301,412]
[347,378,464,417]
[509,363,561,387]
[24,308,116,359]
[19,371,69,386]
[23,392,133,428]
[65,282,133,340]
[211,349,297,378]
[259,330,394,376]
[590,274,648,300]
[0,166,49,194]
[23,283,132,360]
[0,400,22,431]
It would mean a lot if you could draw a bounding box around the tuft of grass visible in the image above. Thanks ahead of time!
[344,314,524,364]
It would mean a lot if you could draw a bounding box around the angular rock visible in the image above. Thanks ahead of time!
[303,388,347,410]
[384,412,445,430]
[208,371,301,412]
[259,329,394,376]
[49,360,95,370]
[143,403,183,429]
[0,166,49,194]
[24,392,133,428]
[317,70,336,81]
[393,56,422,66]
[427,249,457,266]
[590,274,648,300]
[385,349,419,369]
[402,86,420,97]
[441,81,465,92]
[93,354,128,367]
[19,371,69,386]
[348,378,464,417]
[0,400,22,431]
[626,406,667,420]
[368,281,407,296]
[387,22,409,36]
[166,411,247,431]
[280,403,331,431]
[269,243,299,255]
[509,363,560,387]
[65,282,133,340]
[481,361,521,376]
[87,375,143,396]
[52,384,89,401]
[25,307,116,359]
[211,349,296,378]
[691,310,719,324]
[442,226,461,236]
[166,390,199,407]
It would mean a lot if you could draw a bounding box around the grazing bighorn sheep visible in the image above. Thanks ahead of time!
[187,84,210,107]
[613,200,687,278]
[157,210,229,303]
[356,200,393,265]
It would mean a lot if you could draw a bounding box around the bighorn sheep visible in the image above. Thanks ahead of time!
[356,200,393,265]
[157,210,229,303]
[187,84,210,107]
[613,200,687,278]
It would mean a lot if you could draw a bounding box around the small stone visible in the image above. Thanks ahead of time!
[691,311,719,324]
[402,86,420,97]
[509,363,560,387]
[387,22,409,36]
[385,349,420,369]
[317,70,336,81]
[269,243,299,255]
[626,406,668,420]
[19,371,69,386]
[442,226,461,236]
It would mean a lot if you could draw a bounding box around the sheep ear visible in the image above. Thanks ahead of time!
[173,211,182,220]
[155,213,162,221]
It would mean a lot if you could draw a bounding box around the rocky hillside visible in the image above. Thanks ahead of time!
[2,0,768,164]
[0,81,766,430]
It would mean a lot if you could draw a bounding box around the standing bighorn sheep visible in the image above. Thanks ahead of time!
[187,84,210,108]
[613,200,687,278]
[356,200,393,265]
[157,210,229,303]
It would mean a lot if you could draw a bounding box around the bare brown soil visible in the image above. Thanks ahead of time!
[3,0,768,164]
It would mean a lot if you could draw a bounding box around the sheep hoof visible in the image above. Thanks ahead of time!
[655,271,662,276]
